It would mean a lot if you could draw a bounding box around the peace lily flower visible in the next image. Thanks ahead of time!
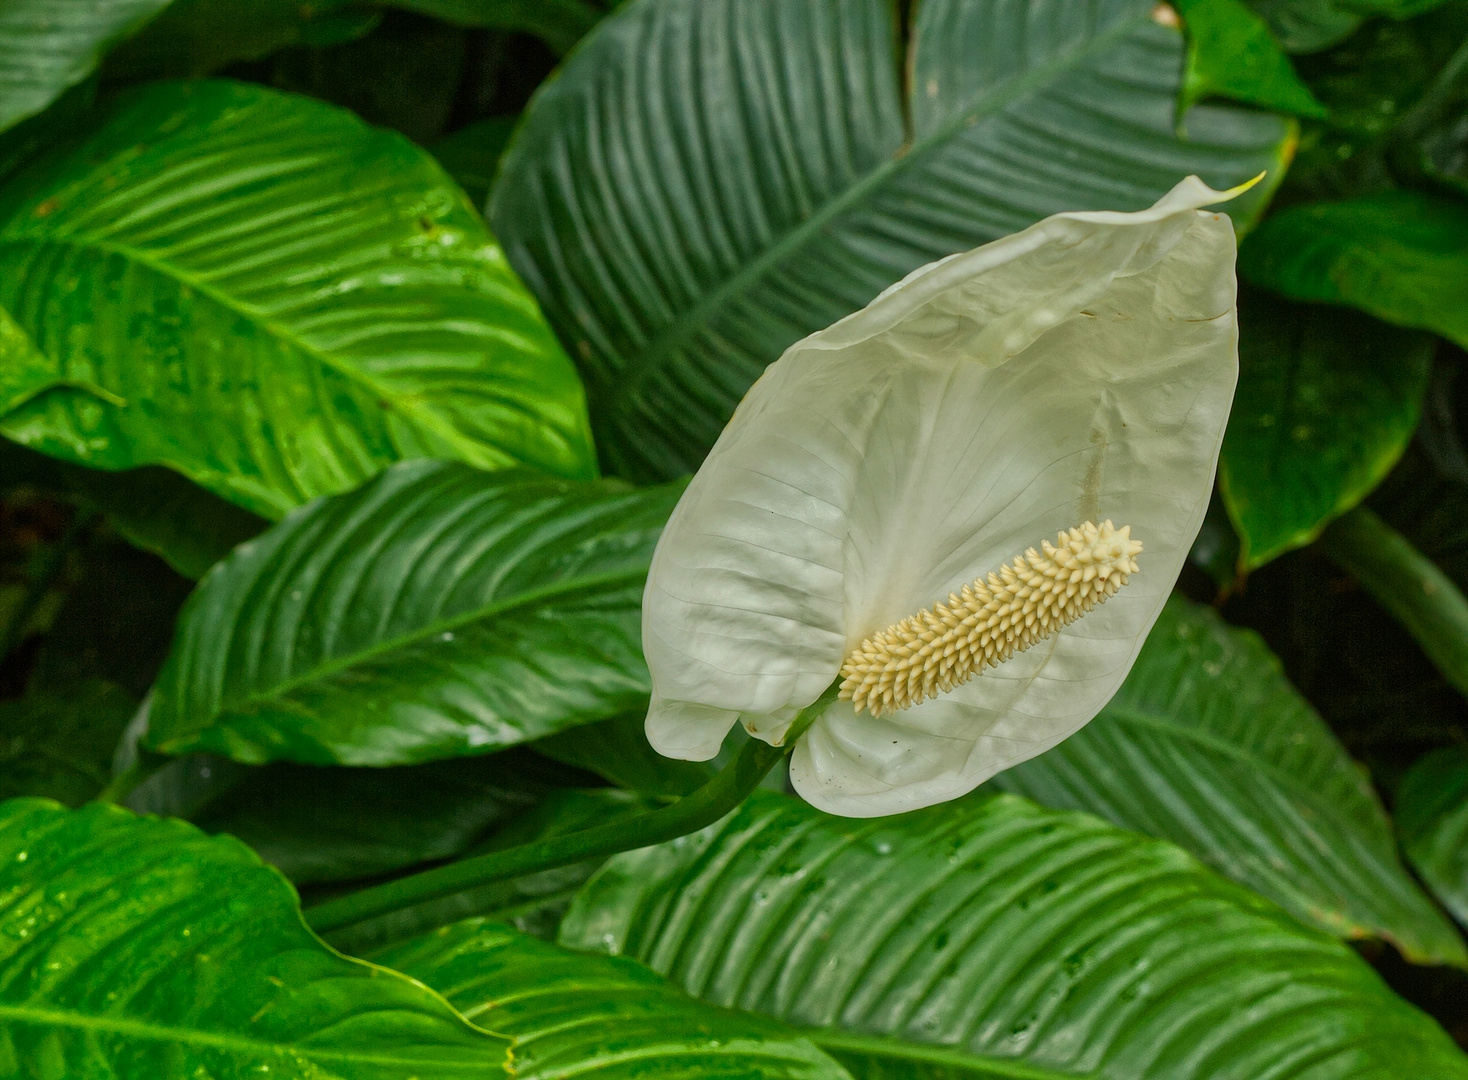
[642,176,1249,817]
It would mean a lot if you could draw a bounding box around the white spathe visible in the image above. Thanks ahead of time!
[642,176,1244,817]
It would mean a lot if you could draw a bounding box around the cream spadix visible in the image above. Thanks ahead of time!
[642,175,1246,817]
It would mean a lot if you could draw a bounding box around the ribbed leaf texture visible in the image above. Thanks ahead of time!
[1397,747,1468,928]
[0,79,596,518]
[560,789,1468,1080]
[145,460,680,765]
[0,0,171,132]
[372,918,856,1080]
[993,595,1467,965]
[0,798,508,1079]
[492,0,1294,481]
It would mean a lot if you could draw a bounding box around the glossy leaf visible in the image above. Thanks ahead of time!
[1175,0,1326,117]
[1219,293,1434,567]
[372,918,855,1080]
[493,0,1293,481]
[0,79,596,519]
[993,596,1466,965]
[562,789,1468,1080]
[1247,0,1361,53]
[1239,190,1468,348]
[192,755,547,885]
[145,460,681,765]
[0,798,508,1079]
[0,0,171,132]
[1398,746,1468,927]
[0,681,137,806]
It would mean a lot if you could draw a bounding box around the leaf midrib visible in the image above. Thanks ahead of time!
[809,1028,1095,1080]
[221,565,647,713]
[0,1003,501,1068]
[0,229,500,463]
[606,9,1150,410]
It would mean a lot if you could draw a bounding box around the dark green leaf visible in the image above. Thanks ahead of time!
[321,788,657,954]
[433,117,518,210]
[1219,293,1433,567]
[1175,0,1327,117]
[0,437,266,579]
[1398,746,1468,926]
[493,0,1293,482]
[372,917,854,1080]
[993,596,1466,965]
[192,755,547,885]
[1240,190,1468,347]
[390,0,605,55]
[1247,0,1362,53]
[0,79,596,520]
[0,0,172,132]
[562,789,1468,1080]
[0,680,137,806]
[535,710,712,797]
[0,798,509,1078]
[145,461,680,766]
[103,0,382,79]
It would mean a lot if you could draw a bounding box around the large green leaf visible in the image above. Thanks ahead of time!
[561,789,1468,1080]
[1398,746,1468,927]
[144,460,680,765]
[391,0,606,54]
[493,0,1293,481]
[1247,0,1362,53]
[372,918,855,1080]
[0,798,508,1078]
[534,710,713,798]
[0,0,171,133]
[1218,292,1434,567]
[1239,190,1468,347]
[0,79,596,520]
[992,595,1466,965]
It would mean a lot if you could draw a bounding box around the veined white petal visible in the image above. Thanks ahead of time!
[643,176,1242,815]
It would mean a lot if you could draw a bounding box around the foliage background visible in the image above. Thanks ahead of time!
[2,0,1468,1076]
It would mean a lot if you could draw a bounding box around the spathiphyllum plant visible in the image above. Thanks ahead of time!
[642,177,1244,815]
[3,2,1468,1078]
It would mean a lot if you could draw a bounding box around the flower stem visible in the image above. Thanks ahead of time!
[1319,506,1468,701]
[305,725,788,935]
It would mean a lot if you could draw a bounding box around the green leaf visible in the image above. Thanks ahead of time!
[0,798,509,1078]
[432,117,518,210]
[535,710,713,798]
[1247,0,1362,53]
[321,788,658,955]
[1398,746,1468,927]
[992,596,1467,966]
[145,460,680,765]
[390,0,605,55]
[372,918,855,1080]
[0,79,596,520]
[103,0,382,78]
[0,0,172,132]
[1239,190,1468,348]
[1174,0,1327,117]
[1218,292,1434,567]
[493,0,1294,482]
[0,681,138,806]
[192,755,547,885]
[561,789,1468,1080]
